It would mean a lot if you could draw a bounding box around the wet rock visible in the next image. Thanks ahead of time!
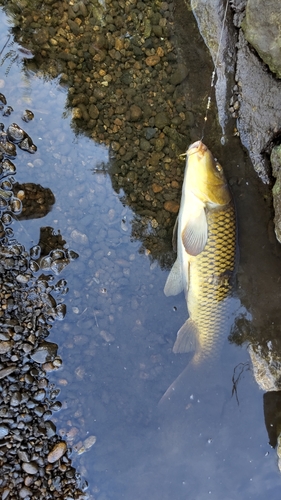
[145,55,160,66]
[22,109,34,122]
[19,487,32,498]
[242,0,281,78]
[164,200,179,213]
[18,135,37,153]
[249,343,281,391]
[30,341,58,364]
[0,424,9,438]
[170,63,189,85]
[0,136,17,158]
[89,103,99,119]
[33,27,49,45]
[152,183,163,193]
[44,420,57,438]
[10,391,22,406]
[0,159,16,179]
[154,111,170,129]
[22,461,39,475]
[129,104,143,122]
[0,365,16,379]
[70,229,89,245]
[3,105,13,117]
[0,340,13,353]
[0,93,7,105]
[47,441,67,463]
[271,145,281,243]
[7,123,27,143]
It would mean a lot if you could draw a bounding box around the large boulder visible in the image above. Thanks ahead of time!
[242,0,281,79]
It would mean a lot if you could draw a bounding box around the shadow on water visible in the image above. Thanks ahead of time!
[0,0,281,498]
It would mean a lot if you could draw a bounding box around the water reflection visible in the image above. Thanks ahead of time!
[0,0,218,266]
[0,99,88,497]
[1,1,281,499]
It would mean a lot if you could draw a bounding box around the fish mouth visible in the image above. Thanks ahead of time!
[187,140,208,158]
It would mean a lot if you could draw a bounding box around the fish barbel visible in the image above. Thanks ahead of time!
[164,140,237,365]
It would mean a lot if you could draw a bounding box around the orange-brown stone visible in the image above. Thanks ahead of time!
[164,200,180,213]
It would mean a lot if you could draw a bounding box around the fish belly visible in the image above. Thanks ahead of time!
[186,202,237,364]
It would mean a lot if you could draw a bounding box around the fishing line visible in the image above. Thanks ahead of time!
[201,0,230,140]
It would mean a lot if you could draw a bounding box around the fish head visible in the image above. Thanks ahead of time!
[185,141,231,206]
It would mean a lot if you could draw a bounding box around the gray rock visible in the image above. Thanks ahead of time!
[249,344,281,391]
[154,111,170,129]
[22,461,39,475]
[271,145,281,243]
[242,0,281,78]
[30,341,58,363]
[170,63,189,86]
[0,424,9,438]
[190,0,236,136]
[0,365,16,379]
[19,486,32,498]
[235,30,281,183]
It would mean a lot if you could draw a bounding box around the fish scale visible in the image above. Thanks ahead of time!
[188,202,237,364]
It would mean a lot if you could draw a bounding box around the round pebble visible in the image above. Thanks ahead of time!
[47,441,67,463]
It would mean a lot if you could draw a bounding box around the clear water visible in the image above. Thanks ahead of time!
[0,2,281,499]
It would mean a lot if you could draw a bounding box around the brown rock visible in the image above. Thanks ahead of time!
[152,183,163,193]
[145,55,160,67]
[89,104,99,120]
[164,200,180,213]
[130,104,143,121]
[47,441,67,463]
[115,38,124,51]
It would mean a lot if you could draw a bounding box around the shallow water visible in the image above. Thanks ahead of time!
[1,1,281,499]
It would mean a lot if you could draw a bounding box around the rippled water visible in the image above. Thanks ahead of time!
[1,1,281,499]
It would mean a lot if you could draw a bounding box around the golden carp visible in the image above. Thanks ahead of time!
[164,140,237,365]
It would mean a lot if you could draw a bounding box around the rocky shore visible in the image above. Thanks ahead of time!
[0,99,89,498]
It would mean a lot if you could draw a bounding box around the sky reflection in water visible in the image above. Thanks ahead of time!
[0,5,281,500]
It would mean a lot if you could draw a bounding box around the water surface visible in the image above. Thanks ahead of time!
[1,1,281,499]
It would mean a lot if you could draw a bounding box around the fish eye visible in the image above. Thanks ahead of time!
[215,163,222,173]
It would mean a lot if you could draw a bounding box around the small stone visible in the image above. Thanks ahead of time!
[145,55,160,66]
[83,435,97,450]
[89,104,99,120]
[22,461,39,475]
[164,200,180,213]
[10,391,22,406]
[70,229,89,245]
[155,111,170,129]
[0,365,16,379]
[100,330,115,342]
[115,38,124,51]
[129,104,142,122]
[170,63,189,85]
[30,342,58,364]
[0,424,9,438]
[72,107,83,119]
[22,110,34,122]
[19,487,32,498]
[152,183,163,193]
[47,441,67,463]
[0,340,13,353]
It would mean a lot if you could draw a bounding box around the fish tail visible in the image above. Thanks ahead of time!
[158,353,222,409]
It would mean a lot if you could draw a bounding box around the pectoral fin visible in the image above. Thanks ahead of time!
[181,205,208,256]
[172,216,178,252]
[164,257,184,297]
[173,318,198,353]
